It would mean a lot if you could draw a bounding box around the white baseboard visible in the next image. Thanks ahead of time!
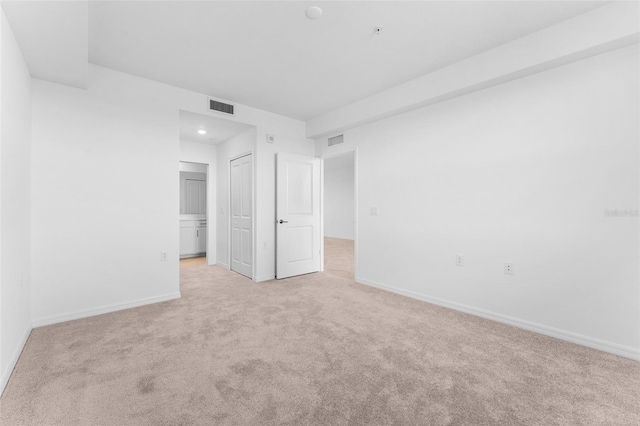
[180,253,205,259]
[255,274,275,283]
[357,277,640,361]
[1,324,32,397]
[216,261,229,270]
[32,292,182,328]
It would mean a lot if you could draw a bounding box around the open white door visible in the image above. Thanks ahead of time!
[230,154,253,278]
[276,153,321,279]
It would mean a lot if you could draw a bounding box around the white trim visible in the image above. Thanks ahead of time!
[177,158,213,267]
[357,277,640,361]
[353,147,359,279]
[1,324,32,396]
[251,151,256,282]
[216,261,230,270]
[319,157,324,272]
[206,162,212,266]
[255,274,275,283]
[32,292,181,328]
[180,253,206,259]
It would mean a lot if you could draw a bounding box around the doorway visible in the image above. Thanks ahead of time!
[179,161,208,268]
[230,154,253,278]
[323,152,355,279]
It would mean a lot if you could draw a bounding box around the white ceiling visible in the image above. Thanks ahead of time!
[1,0,88,89]
[4,1,607,121]
[88,1,605,120]
[179,110,253,145]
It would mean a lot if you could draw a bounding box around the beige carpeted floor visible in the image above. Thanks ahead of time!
[180,256,207,268]
[324,237,354,280]
[1,239,639,425]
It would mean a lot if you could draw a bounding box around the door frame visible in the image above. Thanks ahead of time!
[178,161,211,264]
[227,151,256,280]
[319,148,359,280]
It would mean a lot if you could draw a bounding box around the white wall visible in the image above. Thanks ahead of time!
[324,156,355,240]
[255,123,315,281]
[215,124,315,281]
[315,45,639,359]
[216,127,255,270]
[0,10,32,394]
[30,64,312,324]
[31,76,181,325]
[179,162,208,173]
[179,141,217,264]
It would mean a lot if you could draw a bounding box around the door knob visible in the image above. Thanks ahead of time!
[278,219,288,224]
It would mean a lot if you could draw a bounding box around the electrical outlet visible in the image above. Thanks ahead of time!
[370,207,378,216]
[263,242,268,249]
[161,251,168,261]
[504,262,514,275]
[455,255,464,266]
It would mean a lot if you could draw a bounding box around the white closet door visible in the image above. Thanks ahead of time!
[230,154,253,278]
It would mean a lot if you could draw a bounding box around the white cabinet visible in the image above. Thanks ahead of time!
[180,220,207,258]
[180,226,196,255]
[196,224,207,254]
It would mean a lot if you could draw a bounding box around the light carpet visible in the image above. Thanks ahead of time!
[180,256,208,269]
[323,237,354,280]
[1,264,638,425]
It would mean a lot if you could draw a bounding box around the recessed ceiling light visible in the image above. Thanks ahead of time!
[305,6,322,20]
[198,129,207,135]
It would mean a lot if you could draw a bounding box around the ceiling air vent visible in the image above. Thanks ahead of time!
[328,134,344,147]
[209,98,235,115]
